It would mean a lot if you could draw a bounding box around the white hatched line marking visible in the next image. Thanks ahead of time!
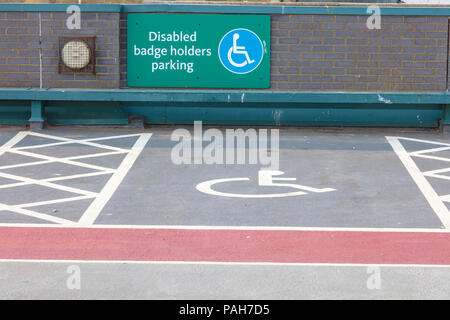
[387,136,450,229]
[45,171,115,182]
[13,133,141,151]
[78,133,152,226]
[7,149,113,171]
[69,150,129,160]
[393,136,450,147]
[0,170,115,190]
[81,133,146,142]
[409,146,450,156]
[23,131,133,152]
[423,166,450,182]
[17,195,96,208]
[411,154,450,163]
[15,140,127,153]
[0,203,75,225]
[423,167,450,175]
[0,131,151,226]
[0,160,55,171]
[0,150,128,171]
[424,173,450,181]
[0,171,99,197]
[0,132,29,157]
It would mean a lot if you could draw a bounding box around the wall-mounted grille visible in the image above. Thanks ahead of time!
[58,36,96,74]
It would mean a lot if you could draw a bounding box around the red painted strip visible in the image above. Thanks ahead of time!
[0,227,449,265]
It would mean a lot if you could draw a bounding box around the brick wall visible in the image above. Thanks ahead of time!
[7,0,144,3]
[120,13,449,91]
[1,0,286,3]
[271,15,449,91]
[0,11,120,89]
[1,10,449,91]
[120,12,127,89]
[0,12,40,88]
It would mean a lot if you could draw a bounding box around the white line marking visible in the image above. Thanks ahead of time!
[0,259,449,268]
[13,133,141,151]
[409,146,450,155]
[0,131,151,226]
[79,133,145,142]
[24,131,130,153]
[392,136,450,147]
[17,195,95,208]
[0,203,76,225]
[411,154,450,163]
[0,131,28,157]
[0,171,98,197]
[7,149,113,171]
[0,160,56,171]
[45,171,114,182]
[0,170,115,190]
[423,168,450,175]
[386,136,450,229]
[0,223,447,233]
[77,133,152,226]
[424,173,450,181]
[0,150,127,171]
[68,150,129,160]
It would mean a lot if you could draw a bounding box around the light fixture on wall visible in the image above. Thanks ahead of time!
[58,37,96,74]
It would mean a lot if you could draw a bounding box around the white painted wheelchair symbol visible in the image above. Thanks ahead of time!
[196,170,336,198]
[228,33,255,68]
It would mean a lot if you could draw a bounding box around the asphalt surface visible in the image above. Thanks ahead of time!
[1,262,449,300]
[0,125,448,299]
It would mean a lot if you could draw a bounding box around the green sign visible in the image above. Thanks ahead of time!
[127,14,270,88]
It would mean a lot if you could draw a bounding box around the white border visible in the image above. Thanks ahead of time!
[0,223,448,233]
[0,131,152,226]
[386,136,450,229]
[0,259,450,268]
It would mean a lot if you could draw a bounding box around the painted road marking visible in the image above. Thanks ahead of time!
[196,169,335,198]
[0,134,448,266]
[78,133,152,226]
[0,204,74,225]
[0,226,449,265]
[0,223,447,232]
[1,260,450,268]
[387,136,450,229]
[0,131,152,226]
[423,168,450,181]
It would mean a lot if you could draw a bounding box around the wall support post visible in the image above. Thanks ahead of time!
[29,100,46,130]
[442,104,450,134]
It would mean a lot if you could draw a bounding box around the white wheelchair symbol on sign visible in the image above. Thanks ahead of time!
[196,170,336,198]
[228,33,255,68]
[218,28,264,74]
